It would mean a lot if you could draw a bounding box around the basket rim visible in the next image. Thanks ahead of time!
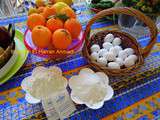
[91,7,160,15]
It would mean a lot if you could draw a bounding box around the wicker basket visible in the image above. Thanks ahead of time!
[82,7,158,76]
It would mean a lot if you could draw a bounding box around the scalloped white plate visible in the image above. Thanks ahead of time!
[70,85,114,109]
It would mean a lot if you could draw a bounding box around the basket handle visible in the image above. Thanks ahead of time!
[85,7,158,58]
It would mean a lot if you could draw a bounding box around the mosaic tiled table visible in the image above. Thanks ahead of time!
[1,2,160,120]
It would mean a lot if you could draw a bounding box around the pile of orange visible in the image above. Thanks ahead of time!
[27,1,82,50]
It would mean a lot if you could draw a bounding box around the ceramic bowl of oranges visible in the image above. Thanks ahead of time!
[24,1,83,59]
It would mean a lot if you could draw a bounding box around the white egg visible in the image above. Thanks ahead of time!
[114,46,122,51]
[112,37,121,46]
[109,47,119,57]
[127,55,138,62]
[115,58,124,66]
[124,57,135,67]
[104,33,114,43]
[91,44,100,53]
[91,52,99,61]
[97,57,107,66]
[108,62,120,69]
[103,42,113,51]
[98,49,108,57]
[124,48,134,56]
[118,50,128,60]
[103,52,116,61]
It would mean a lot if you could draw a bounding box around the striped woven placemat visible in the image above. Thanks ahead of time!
[0,1,160,120]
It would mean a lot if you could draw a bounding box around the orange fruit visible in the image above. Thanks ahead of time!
[52,29,72,49]
[52,2,69,14]
[27,13,46,30]
[54,0,73,6]
[37,6,45,13]
[49,0,55,3]
[35,0,45,7]
[39,12,44,16]
[28,7,38,15]
[48,44,55,50]
[42,6,56,19]
[46,18,63,32]
[60,7,76,19]
[64,18,82,39]
[32,25,52,48]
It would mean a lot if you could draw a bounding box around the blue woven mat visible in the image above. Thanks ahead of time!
[1,2,160,120]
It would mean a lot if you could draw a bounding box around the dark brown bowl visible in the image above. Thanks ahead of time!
[0,25,15,69]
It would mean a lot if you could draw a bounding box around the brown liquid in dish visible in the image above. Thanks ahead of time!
[0,27,14,68]
[0,27,12,49]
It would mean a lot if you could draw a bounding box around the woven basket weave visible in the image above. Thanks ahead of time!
[82,7,158,76]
